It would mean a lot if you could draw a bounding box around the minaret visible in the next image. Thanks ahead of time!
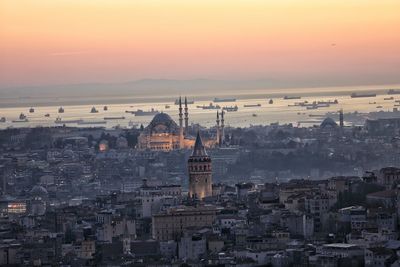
[178,96,184,148]
[188,132,212,199]
[220,110,225,146]
[339,109,344,128]
[184,97,189,135]
[216,111,220,147]
[122,222,131,255]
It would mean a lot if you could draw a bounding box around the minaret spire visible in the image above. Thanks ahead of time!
[339,109,344,128]
[216,111,220,147]
[220,110,225,146]
[184,96,189,135]
[178,96,184,148]
[122,221,131,254]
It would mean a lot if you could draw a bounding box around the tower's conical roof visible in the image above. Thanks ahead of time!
[123,221,129,237]
[192,132,207,156]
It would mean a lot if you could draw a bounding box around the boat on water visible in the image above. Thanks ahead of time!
[213,97,236,102]
[58,107,64,113]
[306,106,319,110]
[289,101,309,107]
[29,107,35,113]
[244,104,261,107]
[13,113,28,123]
[54,117,83,124]
[388,89,400,95]
[197,103,221,110]
[283,96,301,100]
[289,100,331,109]
[77,120,107,125]
[103,106,108,111]
[134,108,159,116]
[90,107,99,113]
[269,99,274,104]
[12,119,28,123]
[222,105,238,112]
[0,117,6,122]
[317,100,338,105]
[384,97,394,100]
[351,93,376,98]
[44,113,50,117]
[104,116,125,120]
[174,99,194,105]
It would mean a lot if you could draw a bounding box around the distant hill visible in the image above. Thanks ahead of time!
[0,79,282,98]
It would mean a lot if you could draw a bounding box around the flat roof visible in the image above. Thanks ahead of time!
[323,243,359,249]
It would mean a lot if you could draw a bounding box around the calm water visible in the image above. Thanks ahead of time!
[1,85,400,129]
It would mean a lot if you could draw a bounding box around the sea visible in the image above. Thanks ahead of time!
[1,84,400,129]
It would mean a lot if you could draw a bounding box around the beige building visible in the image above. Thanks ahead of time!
[152,205,217,241]
[137,112,193,151]
[137,97,193,151]
[137,96,222,151]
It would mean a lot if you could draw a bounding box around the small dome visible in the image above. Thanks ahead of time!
[30,185,48,196]
[320,117,338,128]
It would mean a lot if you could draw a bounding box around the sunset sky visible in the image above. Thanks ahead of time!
[1,0,400,88]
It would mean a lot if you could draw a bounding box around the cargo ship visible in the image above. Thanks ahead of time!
[175,99,194,105]
[133,109,159,116]
[12,113,28,123]
[222,105,238,112]
[350,93,376,98]
[213,97,236,102]
[318,100,339,104]
[384,97,394,100]
[243,104,261,107]
[54,117,83,124]
[12,119,29,123]
[387,89,400,95]
[283,96,301,100]
[77,120,107,125]
[197,103,221,110]
[104,116,125,120]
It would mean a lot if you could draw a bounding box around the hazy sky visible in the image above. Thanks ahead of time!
[1,0,400,88]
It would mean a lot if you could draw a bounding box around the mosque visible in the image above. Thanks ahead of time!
[137,97,225,151]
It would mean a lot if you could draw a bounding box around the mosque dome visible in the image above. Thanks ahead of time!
[320,117,338,128]
[145,112,179,134]
[30,185,48,197]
